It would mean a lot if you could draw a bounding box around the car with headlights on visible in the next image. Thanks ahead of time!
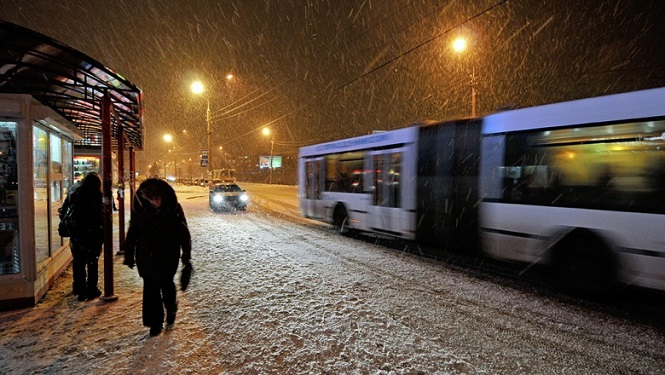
[209,183,248,211]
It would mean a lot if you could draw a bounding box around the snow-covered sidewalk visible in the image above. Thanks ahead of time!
[0,186,221,374]
[0,185,478,374]
[1,184,664,374]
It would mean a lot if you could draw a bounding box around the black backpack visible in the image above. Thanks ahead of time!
[58,202,76,237]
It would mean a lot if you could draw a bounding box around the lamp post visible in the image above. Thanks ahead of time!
[452,37,477,118]
[191,74,234,179]
[163,133,176,181]
[219,145,227,169]
[156,159,164,178]
[262,127,274,184]
[191,81,211,178]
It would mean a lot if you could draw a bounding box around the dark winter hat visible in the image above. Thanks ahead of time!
[136,178,178,210]
[79,171,101,192]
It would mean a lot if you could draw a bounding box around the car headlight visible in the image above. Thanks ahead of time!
[212,194,224,203]
[240,193,248,202]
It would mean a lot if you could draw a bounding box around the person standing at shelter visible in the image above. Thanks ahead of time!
[61,172,104,301]
[124,178,192,337]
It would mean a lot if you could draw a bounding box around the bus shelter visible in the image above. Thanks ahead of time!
[0,21,144,310]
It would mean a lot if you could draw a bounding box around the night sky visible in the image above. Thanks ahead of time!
[1,0,664,168]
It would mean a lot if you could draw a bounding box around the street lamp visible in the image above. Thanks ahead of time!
[163,133,176,181]
[262,127,275,184]
[191,74,235,178]
[452,37,477,117]
[191,81,211,178]
[156,159,164,178]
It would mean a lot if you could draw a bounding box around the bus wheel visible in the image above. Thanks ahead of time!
[551,231,617,297]
[333,205,350,235]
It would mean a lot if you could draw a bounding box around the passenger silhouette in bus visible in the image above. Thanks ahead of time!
[597,165,614,190]
[593,165,615,207]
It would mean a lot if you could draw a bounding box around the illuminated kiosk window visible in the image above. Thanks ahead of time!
[0,122,19,275]
[73,156,101,182]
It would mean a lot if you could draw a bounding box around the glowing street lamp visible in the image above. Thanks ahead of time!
[452,37,477,117]
[191,81,204,95]
[191,74,235,176]
[452,37,467,53]
[191,81,211,177]
[163,133,176,180]
[262,127,275,184]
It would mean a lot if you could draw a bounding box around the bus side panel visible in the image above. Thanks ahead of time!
[299,157,326,220]
[366,143,418,239]
[416,120,481,253]
[416,123,455,248]
[453,120,482,254]
[479,110,665,291]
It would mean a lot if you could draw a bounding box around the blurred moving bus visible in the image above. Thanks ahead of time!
[298,87,665,294]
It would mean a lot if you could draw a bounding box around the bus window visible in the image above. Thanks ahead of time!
[373,151,402,208]
[325,152,364,193]
[389,152,402,208]
[305,160,322,199]
[502,119,665,213]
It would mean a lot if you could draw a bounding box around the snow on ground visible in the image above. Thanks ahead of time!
[1,184,664,374]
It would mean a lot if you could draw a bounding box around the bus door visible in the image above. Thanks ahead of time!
[368,149,406,237]
[302,157,325,219]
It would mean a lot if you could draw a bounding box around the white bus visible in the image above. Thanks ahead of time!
[298,87,665,293]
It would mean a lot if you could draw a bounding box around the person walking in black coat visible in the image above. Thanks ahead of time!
[61,172,104,301]
[124,178,192,336]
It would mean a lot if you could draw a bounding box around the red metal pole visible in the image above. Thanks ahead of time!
[101,93,118,301]
[117,126,126,255]
[129,146,135,210]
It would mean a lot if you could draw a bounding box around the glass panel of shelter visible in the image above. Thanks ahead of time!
[0,122,19,275]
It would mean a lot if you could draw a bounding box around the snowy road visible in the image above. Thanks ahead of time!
[1,183,664,374]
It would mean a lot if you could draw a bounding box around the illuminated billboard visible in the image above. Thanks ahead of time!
[259,155,282,169]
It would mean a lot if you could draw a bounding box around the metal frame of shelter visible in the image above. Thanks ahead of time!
[0,21,145,301]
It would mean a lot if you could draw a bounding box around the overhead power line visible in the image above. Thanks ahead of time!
[336,0,509,91]
[210,1,509,144]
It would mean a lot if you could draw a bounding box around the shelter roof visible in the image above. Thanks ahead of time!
[0,21,144,150]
